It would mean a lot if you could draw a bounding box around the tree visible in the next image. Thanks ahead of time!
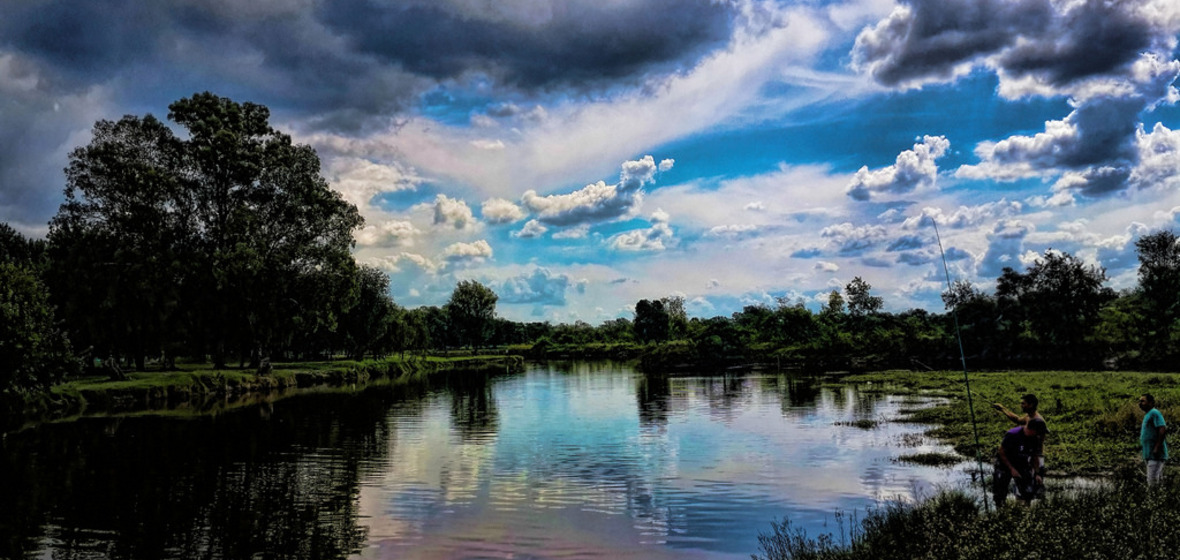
[447,280,498,352]
[340,266,398,360]
[0,263,79,393]
[995,250,1115,363]
[633,299,670,343]
[661,295,689,340]
[1135,229,1180,352]
[845,277,883,317]
[49,93,363,369]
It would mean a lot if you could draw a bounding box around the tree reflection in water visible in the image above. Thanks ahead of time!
[0,388,407,560]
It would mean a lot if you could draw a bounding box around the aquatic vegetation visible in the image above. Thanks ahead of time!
[756,475,1180,560]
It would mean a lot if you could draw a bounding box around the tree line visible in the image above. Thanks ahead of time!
[5,93,1180,394]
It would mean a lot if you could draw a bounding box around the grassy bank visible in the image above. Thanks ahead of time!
[4,354,524,430]
[755,474,1178,560]
[835,369,1180,475]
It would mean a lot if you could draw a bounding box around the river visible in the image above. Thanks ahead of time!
[0,361,972,559]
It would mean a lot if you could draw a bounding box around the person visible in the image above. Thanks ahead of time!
[992,394,1047,474]
[1139,393,1168,486]
[993,417,1048,507]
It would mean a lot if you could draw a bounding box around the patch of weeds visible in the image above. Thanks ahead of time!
[835,418,880,429]
[894,452,963,467]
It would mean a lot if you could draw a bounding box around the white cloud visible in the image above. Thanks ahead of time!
[820,222,888,254]
[521,155,661,226]
[847,135,949,201]
[745,201,765,211]
[497,267,574,306]
[815,261,839,272]
[552,224,591,239]
[608,221,675,252]
[354,220,421,248]
[482,197,526,224]
[511,219,548,239]
[441,239,493,262]
[432,194,477,230]
[659,158,675,172]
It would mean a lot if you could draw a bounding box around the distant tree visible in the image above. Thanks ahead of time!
[633,299,670,343]
[1135,229,1180,352]
[0,263,80,393]
[845,276,883,316]
[340,266,398,360]
[447,280,498,352]
[661,296,689,339]
[0,223,47,269]
[996,250,1115,362]
[823,290,846,316]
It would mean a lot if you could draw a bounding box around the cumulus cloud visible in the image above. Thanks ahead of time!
[745,201,765,211]
[852,0,1179,92]
[903,199,1024,230]
[659,158,675,172]
[820,222,888,255]
[441,239,493,263]
[354,220,421,248]
[481,197,527,224]
[497,267,575,306]
[522,155,663,226]
[432,194,476,230]
[886,234,929,252]
[512,219,548,239]
[815,261,839,272]
[608,209,675,252]
[858,0,1180,198]
[362,251,439,274]
[705,224,760,239]
[791,247,823,258]
[326,157,422,208]
[978,219,1034,277]
[1130,122,1180,190]
[552,224,591,239]
[847,135,950,201]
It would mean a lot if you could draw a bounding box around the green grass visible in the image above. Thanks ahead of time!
[835,370,1180,474]
[755,475,1180,560]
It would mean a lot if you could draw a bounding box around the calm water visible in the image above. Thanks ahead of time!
[1,361,973,560]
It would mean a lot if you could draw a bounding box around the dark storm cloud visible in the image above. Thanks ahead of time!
[0,0,736,231]
[317,0,734,91]
[852,0,1053,87]
[854,0,1164,89]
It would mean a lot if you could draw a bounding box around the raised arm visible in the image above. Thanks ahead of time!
[991,403,1027,425]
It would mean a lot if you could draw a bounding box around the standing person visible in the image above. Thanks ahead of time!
[993,418,1049,507]
[993,394,1048,476]
[992,393,1045,426]
[1139,393,1168,486]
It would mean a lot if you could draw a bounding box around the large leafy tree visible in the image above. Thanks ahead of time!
[447,280,498,352]
[1135,229,1180,355]
[845,277,883,317]
[995,250,1115,363]
[49,93,362,369]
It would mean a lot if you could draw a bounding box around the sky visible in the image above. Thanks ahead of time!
[3,0,1180,324]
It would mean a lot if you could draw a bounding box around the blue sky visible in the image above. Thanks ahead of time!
[3,0,1180,322]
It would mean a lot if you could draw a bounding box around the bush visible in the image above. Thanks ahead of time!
[0,263,79,393]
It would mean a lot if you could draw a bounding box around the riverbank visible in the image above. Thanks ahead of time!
[830,369,1180,475]
[755,473,1180,560]
[2,355,524,432]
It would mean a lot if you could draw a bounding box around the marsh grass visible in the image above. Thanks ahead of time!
[893,452,962,467]
[835,419,880,429]
[756,475,1180,560]
[838,370,1180,474]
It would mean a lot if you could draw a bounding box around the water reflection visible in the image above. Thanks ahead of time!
[1,363,968,560]
[1,390,401,560]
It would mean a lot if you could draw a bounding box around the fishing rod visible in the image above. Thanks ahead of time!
[930,216,990,512]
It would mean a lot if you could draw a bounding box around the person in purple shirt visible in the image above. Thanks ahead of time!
[992,417,1048,507]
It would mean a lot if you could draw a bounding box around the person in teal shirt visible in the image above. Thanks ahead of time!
[1139,393,1168,486]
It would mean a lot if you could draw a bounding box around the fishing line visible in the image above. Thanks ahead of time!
[931,217,990,512]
